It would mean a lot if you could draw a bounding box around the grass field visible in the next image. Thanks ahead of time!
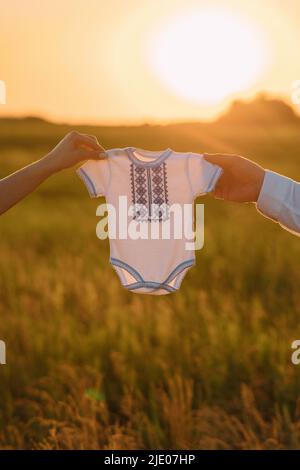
[1,118,300,449]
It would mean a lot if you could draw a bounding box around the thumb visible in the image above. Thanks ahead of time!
[78,149,108,161]
[203,153,233,169]
[91,149,108,160]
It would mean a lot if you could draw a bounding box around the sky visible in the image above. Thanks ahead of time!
[1,0,300,124]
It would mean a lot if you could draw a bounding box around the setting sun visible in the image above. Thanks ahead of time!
[145,7,270,104]
[0,0,298,123]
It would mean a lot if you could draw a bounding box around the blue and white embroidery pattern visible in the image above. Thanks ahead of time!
[130,162,169,222]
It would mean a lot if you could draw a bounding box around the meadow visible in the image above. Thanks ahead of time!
[1,116,300,449]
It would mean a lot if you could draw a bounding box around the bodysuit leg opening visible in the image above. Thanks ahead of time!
[110,257,195,294]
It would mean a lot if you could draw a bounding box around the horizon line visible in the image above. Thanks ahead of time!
[0,92,298,128]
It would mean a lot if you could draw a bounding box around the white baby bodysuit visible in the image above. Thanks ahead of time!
[77,147,222,295]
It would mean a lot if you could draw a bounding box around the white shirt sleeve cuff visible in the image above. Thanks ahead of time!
[256,170,292,221]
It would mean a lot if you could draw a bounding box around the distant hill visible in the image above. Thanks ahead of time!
[217,94,300,126]
[0,95,300,133]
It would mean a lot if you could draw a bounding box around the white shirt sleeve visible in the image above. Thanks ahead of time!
[256,170,300,236]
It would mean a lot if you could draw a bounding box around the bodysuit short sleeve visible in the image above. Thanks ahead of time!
[76,158,110,197]
[187,152,223,198]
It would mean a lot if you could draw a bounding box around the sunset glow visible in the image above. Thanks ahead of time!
[145,8,269,104]
[1,0,299,124]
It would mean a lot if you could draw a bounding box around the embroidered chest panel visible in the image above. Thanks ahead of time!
[130,162,169,222]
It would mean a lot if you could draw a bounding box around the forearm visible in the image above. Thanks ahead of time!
[256,170,300,236]
[0,153,59,215]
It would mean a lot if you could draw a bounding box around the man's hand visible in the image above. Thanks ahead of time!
[44,131,106,172]
[204,153,265,203]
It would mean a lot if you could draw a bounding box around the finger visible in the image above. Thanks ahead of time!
[91,150,107,160]
[212,187,224,200]
[77,149,107,161]
[74,133,103,151]
[209,172,226,198]
[203,153,234,169]
[82,133,101,147]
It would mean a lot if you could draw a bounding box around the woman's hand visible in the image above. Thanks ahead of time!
[0,131,106,215]
[44,131,106,172]
[204,153,265,203]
